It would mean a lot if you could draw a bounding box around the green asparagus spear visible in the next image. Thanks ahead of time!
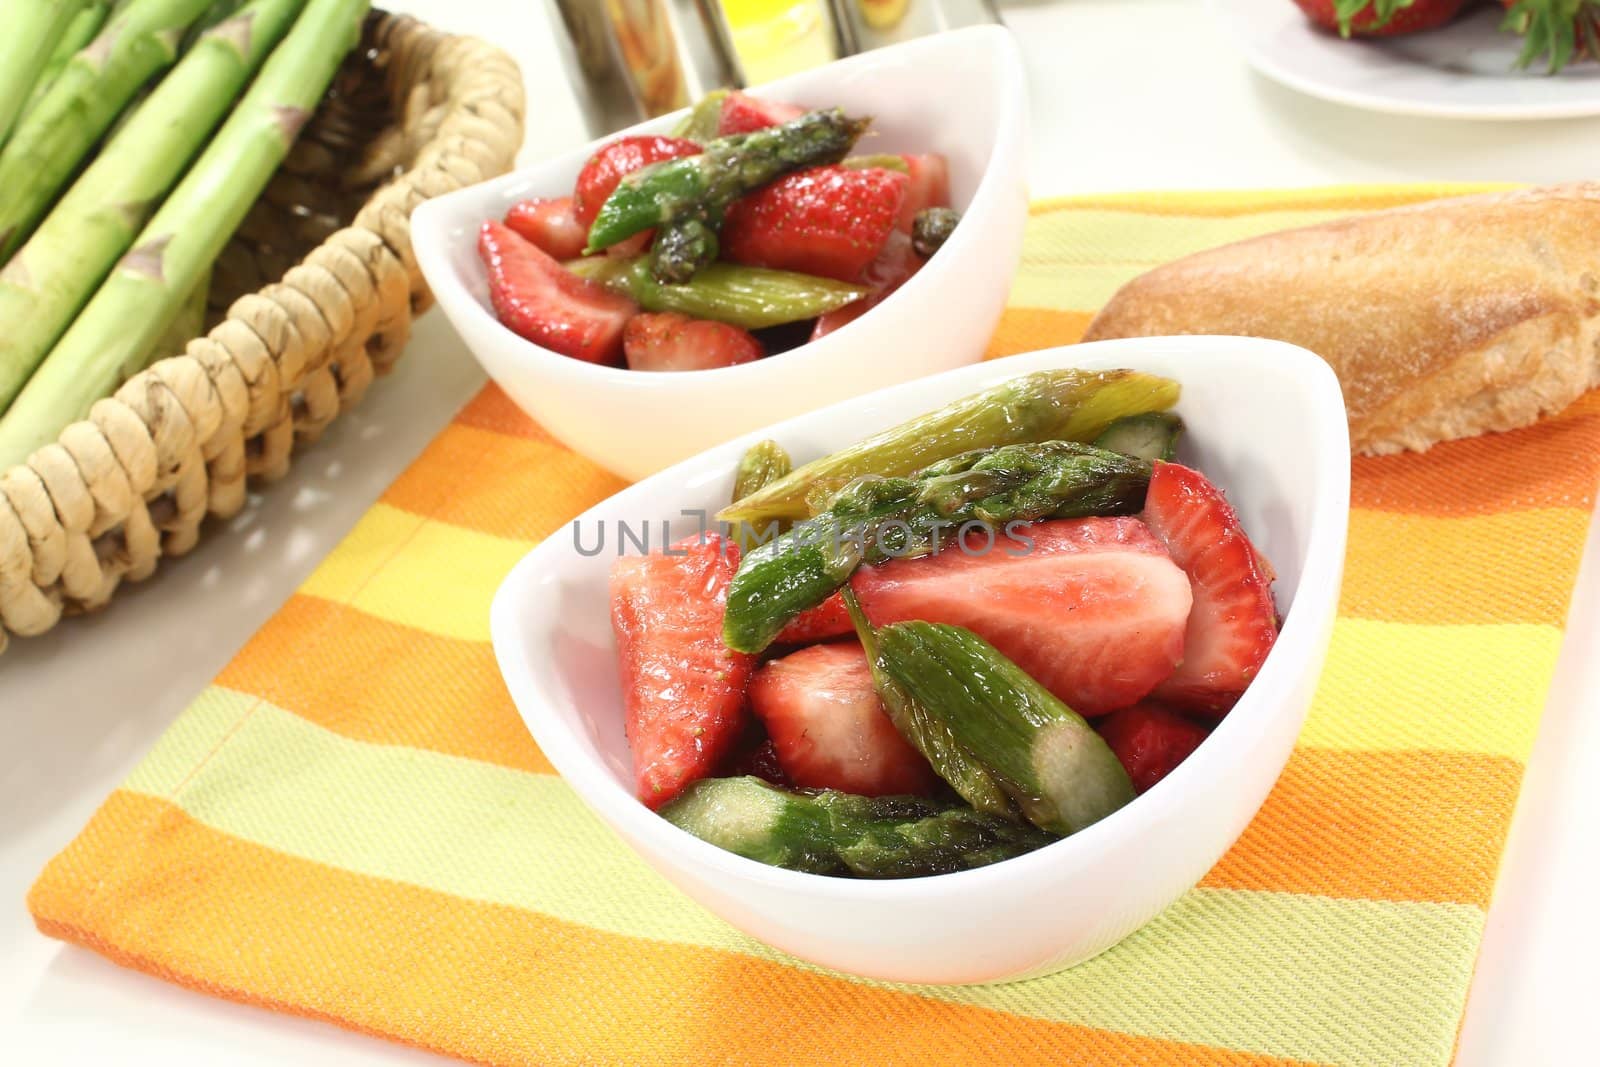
[143,268,211,367]
[0,0,86,156]
[585,108,870,254]
[0,0,308,414]
[0,0,219,261]
[662,777,1057,878]
[718,369,1181,527]
[912,206,960,257]
[0,0,367,467]
[842,153,909,172]
[650,211,721,284]
[568,256,866,329]
[1092,412,1184,462]
[843,589,1016,818]
[670,88,727,142]
[15,2,114,129]
[875,622,1136,835]
[731,439,792,553]
[722,441,1153,653]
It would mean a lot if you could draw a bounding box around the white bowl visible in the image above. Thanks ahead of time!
[411,26,1028,483]
[490,337,1350,984]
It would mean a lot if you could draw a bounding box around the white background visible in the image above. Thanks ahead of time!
[5,1,1600,1063]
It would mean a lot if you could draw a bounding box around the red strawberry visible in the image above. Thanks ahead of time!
[853,517,1192,716]
[1140,462,1278,715]
[1293,0,1467,37]
[606,231,652,258]
[749,641,939,797]
[722,165,909,282]
[774,591,854,644]
[718,91,806,135]
[1499,0,1600,71]
[811,229,922,340]
[897,153,951,232]
[504,197,588,261]
[573,134,702,230]
[623,312,764,372]
[1096,703,1211,794]
[610,534,754,808]
[478,221,635,364]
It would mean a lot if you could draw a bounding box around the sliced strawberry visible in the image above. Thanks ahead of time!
[1140,462,1278,715]
[774,591,853,644]
[718,91,806,135]
[852,517,1192,716]
[811,229,922,340]
[610,534,754,809]
[478,221,635,364]
[722,165,909,283]
[749,641,939,797]
[606,231,652,258]
[897,153,951,232]
[1095,703,1211,794]
[574,134,702,230]
[504,197,588,260]
[623,312,764,372]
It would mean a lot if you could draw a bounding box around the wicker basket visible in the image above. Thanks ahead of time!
[0,10,525,653]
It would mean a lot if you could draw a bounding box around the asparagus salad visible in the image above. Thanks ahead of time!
[478,91,958,372]
[608,370,1282,879]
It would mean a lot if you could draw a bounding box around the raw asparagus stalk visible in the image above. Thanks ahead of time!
[1092,412,1185,462]
[722,441,1153,653]
[843,589,1016,819]
[0,0,309,414]
[0,1,86,155]
[874,622,1135,835]
[586,108,870,253]
[16,2,113,129]
[670,88,727,142]
[662,776,1057,878]
[0,0,367,467]
[650,211,721,284]
[911,206,959,257]
[730,438,792,553]
[843,153,908,172]
[719,369,1181,526]
[569,256,866,329]
[143,268,211,367]
[0,0,219,261]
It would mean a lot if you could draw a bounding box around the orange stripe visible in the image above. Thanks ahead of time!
[1352,390,1600,517]
[30,791,1320,1067]
[452,384,550,441]
[1339,507,1588,627]
[381,422,626,543]
[215,595,552,775]
[986,308,1094,359]
[1202,750,1520,908]
[1027,190,1465,219]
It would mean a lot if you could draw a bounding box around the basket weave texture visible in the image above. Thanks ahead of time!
[0,10,525,653]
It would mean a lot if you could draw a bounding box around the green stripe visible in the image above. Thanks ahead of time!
[125,687,1483,1066]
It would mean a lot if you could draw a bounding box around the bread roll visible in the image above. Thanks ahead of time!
[1083,183,1600,454]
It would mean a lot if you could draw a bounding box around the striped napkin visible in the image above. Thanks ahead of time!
[31,186,1600,1067]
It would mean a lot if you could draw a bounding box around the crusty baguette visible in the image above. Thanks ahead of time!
[1083,183,1600,454]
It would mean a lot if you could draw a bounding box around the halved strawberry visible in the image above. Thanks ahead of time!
[722,165,909,283]
[504,197,588,260]
[718,91,806,135]
[897,153,951,232]
[810,229,922,340]
[623,312,764,372]
[748,641,939,797]
[1096,703,1211,794]
[774,591,853,644]
[478,221,636,364]
[610,534,754,809]
[573,134,702,230]
[852,517,1192,716]
[1140,462,1278,715]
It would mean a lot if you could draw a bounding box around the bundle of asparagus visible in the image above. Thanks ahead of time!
[0,0,370,470]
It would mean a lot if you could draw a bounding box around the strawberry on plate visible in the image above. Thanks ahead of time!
[722,165,909,283]
[852,517,1193,716]
[478,221,636,364]
[624,312,764,372]
[573,134,702,230]
[1140,462,1278,716]
[1293,0,1467,37]
[611,534,754,809]
[811,229,921,340]
[774,590,854,644]
[504,197,588,260]
[1096,703,1211,794]
[718,91,806,135]
[897,153,950,232]
[749,641,939,796]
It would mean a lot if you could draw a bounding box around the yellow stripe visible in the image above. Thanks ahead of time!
[1028,183,1512,216]
[297,503,530,644]
[1299,619,1558,761]
[124,688,1482,1066]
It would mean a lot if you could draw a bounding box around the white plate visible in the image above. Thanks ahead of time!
[1212,0,1600,120]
